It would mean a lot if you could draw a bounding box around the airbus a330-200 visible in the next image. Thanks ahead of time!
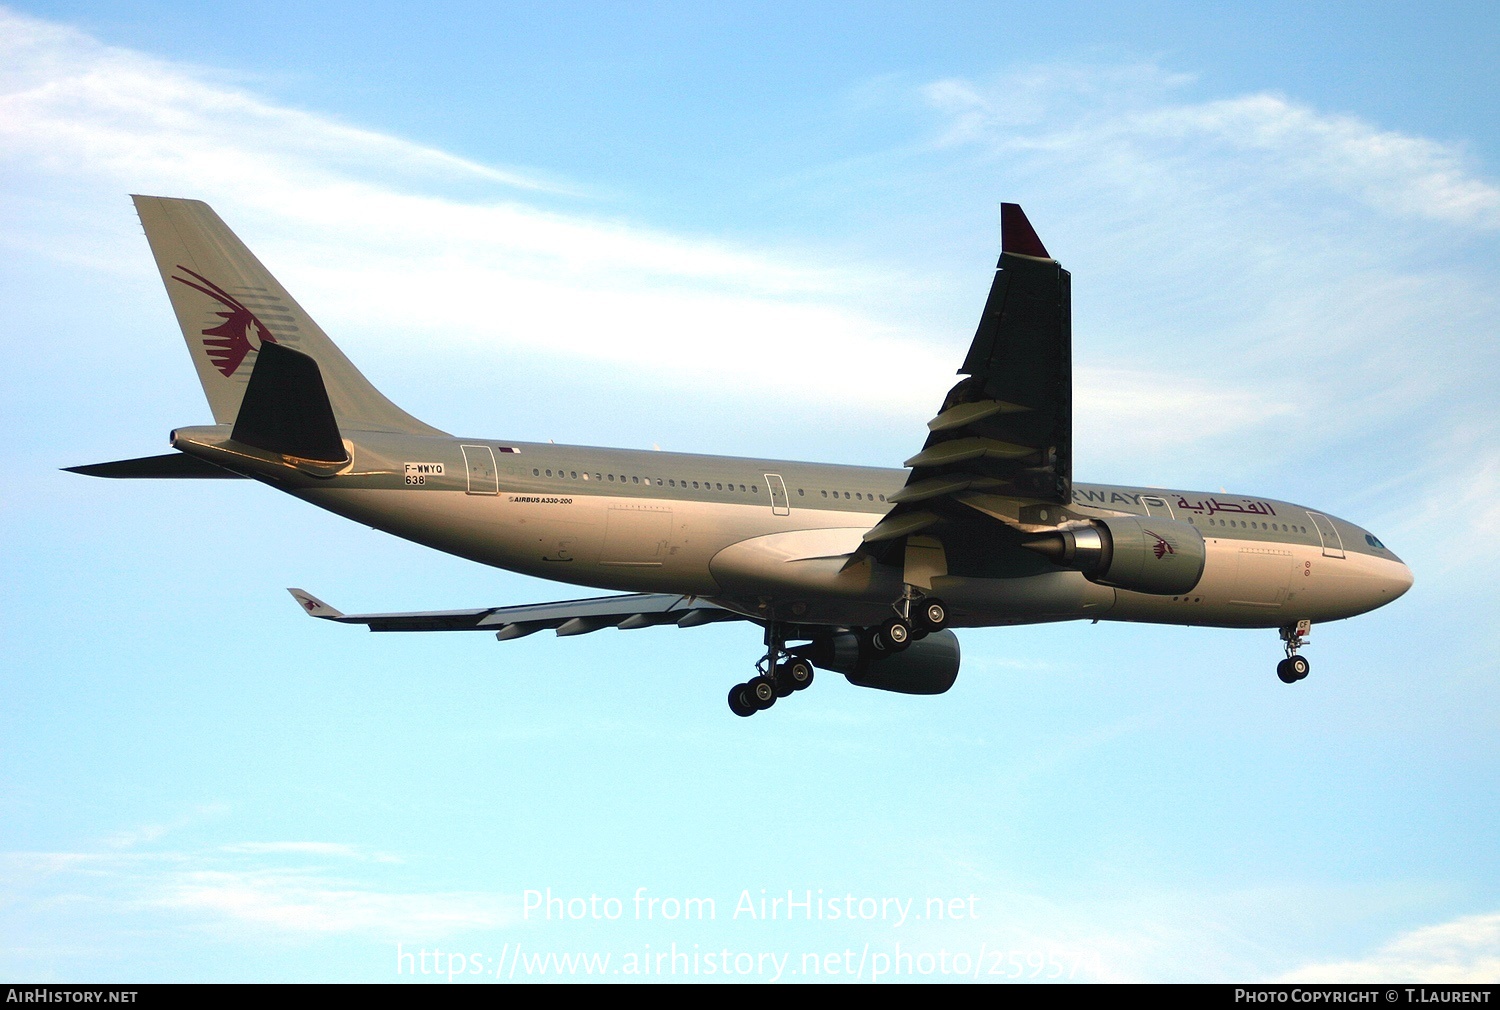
[70,198,1413,716]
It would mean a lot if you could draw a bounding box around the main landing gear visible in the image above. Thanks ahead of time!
[728,622,815,717]
[726,595,950,717]
[1277,621,1312,684]
[868,593,949,655]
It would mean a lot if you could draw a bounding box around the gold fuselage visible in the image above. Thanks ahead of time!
[174,426,1414,633]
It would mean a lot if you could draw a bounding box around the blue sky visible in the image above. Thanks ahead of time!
[2,1,1497,983]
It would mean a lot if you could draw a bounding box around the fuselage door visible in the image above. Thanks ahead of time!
[461,444,499,495]
[1306,511,1345,558]
[764,473,791,516]
[1141,494,1174,518]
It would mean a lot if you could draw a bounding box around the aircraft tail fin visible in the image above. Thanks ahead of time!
[132,196,445,436]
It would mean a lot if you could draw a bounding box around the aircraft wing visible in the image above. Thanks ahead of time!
[287,589,746,638]
[862,204,1071,557]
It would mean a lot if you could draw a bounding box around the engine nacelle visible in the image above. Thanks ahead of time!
[1026,515,1205,596]
[799,630,960,695]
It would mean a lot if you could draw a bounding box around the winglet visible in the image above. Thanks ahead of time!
[288,588,344,619]
[1001,203,1050,259]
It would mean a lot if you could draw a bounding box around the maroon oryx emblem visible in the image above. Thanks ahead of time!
[1146,530,1175,559]
[170,265,277,377]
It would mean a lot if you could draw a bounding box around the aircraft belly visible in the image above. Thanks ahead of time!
[930,571,1115,624]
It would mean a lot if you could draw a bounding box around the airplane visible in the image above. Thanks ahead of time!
[69,197,1414,716]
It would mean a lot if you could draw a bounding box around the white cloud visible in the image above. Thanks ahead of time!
[155,868,511,935]
[220,841,401,862]
[1281,911,1500,983]
[2,7,1494,466]
[1075,367,1295,451]
[0,5,921,415]
[1139,95,1500,229]
[1,838,513,939]
[921,66,1500,229]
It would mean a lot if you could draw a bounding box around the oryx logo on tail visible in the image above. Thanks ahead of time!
[170,265,277,377]
[1146,530,1175,559]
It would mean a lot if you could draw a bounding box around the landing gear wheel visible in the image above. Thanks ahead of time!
[918,598,949,632]
[748,674,778,710]
[878,617,912,652]
[1277,656,1310,684]
[772,664,796,698]
[782,658,815,692]
[728,683,756,717]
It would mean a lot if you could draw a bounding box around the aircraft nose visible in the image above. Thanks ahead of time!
[1390,560,1415,599]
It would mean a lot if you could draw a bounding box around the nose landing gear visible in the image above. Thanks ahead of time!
[1277,621,1312,683]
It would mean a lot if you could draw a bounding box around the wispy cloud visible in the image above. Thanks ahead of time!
[1,838,514,939]
[921,66,1500,229]
[0,6,919,414]
[2,9,1494,464]
[1280,911,1500,983]
[220,841,402,863]
[155,867,510,934]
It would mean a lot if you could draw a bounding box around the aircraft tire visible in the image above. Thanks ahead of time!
[919,598,949,632]
[879,618,912,652]
[728,684,757,717]
[748,675,778,709]
[772,664,796,698]
[1289,655,1310,681]
[786,658,815,691]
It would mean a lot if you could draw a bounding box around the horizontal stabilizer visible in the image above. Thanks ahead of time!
[65,452,246,479]
[232,342,348,464]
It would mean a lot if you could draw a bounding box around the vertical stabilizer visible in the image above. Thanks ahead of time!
[132,196,445,435]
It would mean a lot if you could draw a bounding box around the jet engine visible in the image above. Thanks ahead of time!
[1024,515,1205,596]
[798,630,961,695]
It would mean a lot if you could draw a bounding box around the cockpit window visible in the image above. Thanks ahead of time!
[1365,533,1386,549]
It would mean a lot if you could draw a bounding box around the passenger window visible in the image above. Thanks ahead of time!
[632,476,639,484]
[608,474,615,481]
[532,468,540,476]
[570,471,577,479]
[798,489,804,496]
